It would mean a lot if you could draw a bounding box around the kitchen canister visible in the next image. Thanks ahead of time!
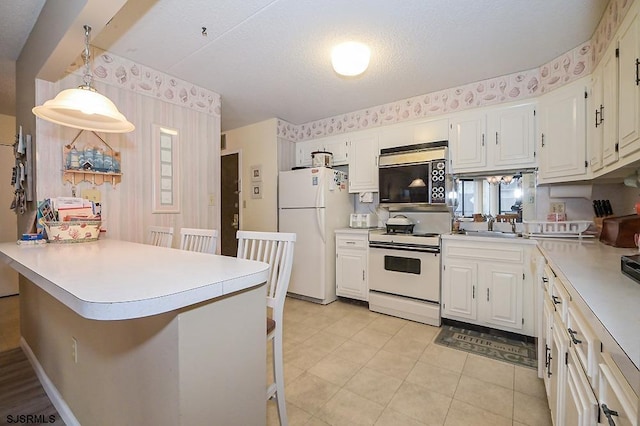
[311,151,333,168]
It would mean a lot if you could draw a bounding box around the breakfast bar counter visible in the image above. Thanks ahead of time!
[0,239,270,426]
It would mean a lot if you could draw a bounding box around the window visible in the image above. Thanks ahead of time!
[453,174,527,220]
[454,179,475,217]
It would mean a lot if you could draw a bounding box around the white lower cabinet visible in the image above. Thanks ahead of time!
[335,230,368,301]
[537,258,639,426]
[564,347,598,426]
[441,238,534,336]
[598,353,639,426]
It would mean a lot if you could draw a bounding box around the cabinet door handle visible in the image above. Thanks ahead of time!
[547,352,552,378]
[551,295,561,305]
[601,403,619,426]
[362,270,365,281]
[486,288,490,302]
[595,108,601,128]
[567,328,582,345]
[542,277,548,283]
[600,105,604,123]
[495,132,499,145]
[541,133,545,147]
[636,58,640,86]
[481,134,485,147]
[472,285,475,299]
[544,344,550,368]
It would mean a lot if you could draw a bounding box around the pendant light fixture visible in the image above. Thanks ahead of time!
[32,25,135,133]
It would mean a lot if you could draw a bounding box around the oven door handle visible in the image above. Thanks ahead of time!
[368,243,440,254]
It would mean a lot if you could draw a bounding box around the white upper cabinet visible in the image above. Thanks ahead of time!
[379,118,449,150]
[589,43,619,172]
[602,44,619,166]
[348,134,379,193]
[538,78,588,183]
[618,2,640,158]
[449,111,487,172]
[449,102,536,174]
[489,102,537,169]
[589,63,604,172]
[295,136,348,167]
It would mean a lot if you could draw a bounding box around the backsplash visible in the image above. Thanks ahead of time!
[278,0,634,142]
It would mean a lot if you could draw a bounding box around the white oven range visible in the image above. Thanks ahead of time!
[368,211,450,326]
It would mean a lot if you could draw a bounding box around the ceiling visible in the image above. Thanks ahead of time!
[0,0,46,117]
[2,1,609,131]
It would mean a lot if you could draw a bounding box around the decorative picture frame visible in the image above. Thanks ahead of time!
[152,124,180,213]
[251,182,263,199]
[250,164,262,182]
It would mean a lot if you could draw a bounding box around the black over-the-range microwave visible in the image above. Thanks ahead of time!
[378,141,452,209]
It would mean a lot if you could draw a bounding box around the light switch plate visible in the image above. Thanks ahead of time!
[82,188,101,203]
[550,202,565,213]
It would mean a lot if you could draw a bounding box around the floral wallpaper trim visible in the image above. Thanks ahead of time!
[68,47,221,117]
[278,0,634,142]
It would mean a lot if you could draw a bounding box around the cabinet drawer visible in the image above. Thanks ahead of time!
[567,305,599,381]
[550,277,570,323]
[445,244,524,263]
[598,353,639,426]
[336,236,367,250]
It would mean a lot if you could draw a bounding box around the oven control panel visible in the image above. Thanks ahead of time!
[429,159,446,204]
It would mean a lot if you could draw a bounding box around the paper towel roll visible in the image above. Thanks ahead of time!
[548,184,593,199]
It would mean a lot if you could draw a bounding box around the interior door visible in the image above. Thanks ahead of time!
[220,152,240,256]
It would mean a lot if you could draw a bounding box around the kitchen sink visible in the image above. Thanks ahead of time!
[464,230,522,238]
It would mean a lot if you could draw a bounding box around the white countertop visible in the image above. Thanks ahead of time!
[536,239,640,371]
[335,227,378,234]
[0,239,269,321]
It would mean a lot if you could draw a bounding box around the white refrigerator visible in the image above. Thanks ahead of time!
[279,167,354,304]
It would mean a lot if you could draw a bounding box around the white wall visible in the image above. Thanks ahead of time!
[35,75,220,246]
[0,113,18,296]
[223,119,278,232]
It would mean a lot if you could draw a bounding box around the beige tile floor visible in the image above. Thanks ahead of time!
[267,297,552,426]
[0,295,551,425]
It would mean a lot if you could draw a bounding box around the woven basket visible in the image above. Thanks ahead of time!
[43,221,102,243]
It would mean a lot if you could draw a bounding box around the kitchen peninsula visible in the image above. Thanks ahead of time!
[0,240,270,426]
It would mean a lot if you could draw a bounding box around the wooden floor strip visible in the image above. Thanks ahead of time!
[0,347,65,425]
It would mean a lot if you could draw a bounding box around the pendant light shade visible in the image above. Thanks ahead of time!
[32,25,134,133]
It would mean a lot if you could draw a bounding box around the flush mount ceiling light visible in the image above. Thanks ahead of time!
[331,41,370,77]
[32,25,134,133]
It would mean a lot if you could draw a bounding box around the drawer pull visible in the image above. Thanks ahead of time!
[542,277,548,283]
[346,241,356,245]
[567,328,582,345]
[551,295,561,305]
[601,403,618,426]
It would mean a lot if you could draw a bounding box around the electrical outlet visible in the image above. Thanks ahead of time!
[72,337,78,363]
[550,202,566,213]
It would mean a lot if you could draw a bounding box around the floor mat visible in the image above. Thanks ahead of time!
[434,324,537,369]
